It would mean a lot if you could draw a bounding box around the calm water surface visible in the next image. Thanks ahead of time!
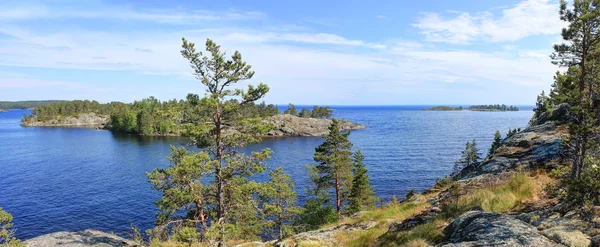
[0,106,532,238]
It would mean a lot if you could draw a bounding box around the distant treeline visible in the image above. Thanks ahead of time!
[468,104,519,111]
[22,96,335,135]
[424,104,519,111]
[0,100,66,110]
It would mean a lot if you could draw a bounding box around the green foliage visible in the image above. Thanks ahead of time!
[453,139,481,178]
[297,165,338,231]
[311,119,354,219]
[488,130,503,156]
[530,90,551,126]
[298,108,311,118]
[310,106,333,119]
[146,38,298,245]
[262,167,304,240]
[468,104,519,111]
[283,103,297,115]
[0,207,23,247]
[347,150,378,215]
[423,106,463,111]
[0,100,65,110]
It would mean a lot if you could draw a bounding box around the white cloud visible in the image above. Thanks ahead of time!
[0,0,560,104]
[414,0,563,44]
[0,5,265,23]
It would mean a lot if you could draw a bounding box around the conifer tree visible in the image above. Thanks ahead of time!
[262,168,303,240]
[298,108,311,118]
[552,0,600,179]
[310,119,354,220]
[454,139,481,178]
[470,138,482,162]
[347,149,377,215]
[148,38,287,246]
[283,103,297,115]
[488,130,503,156]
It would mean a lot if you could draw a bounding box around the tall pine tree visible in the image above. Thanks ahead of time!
[310,119,354,220]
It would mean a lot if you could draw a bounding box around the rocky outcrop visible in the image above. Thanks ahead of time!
[536,103,576,125]
[26,229,137,247]
[21,113,109,128]
[443,211,563,247]
[458,121,567,179]
[263,114,366,137]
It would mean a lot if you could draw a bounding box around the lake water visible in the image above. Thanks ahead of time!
[0,106,533,239]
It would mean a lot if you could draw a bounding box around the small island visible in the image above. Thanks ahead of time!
[424,104,519,112]
[423,106,463,111]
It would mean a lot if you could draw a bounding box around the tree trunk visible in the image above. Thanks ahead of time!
[335,173,341,220]
[215,107,226,247]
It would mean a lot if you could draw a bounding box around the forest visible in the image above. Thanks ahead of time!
[0,100,65,110]
[22,98,333,135]
[468,104,519,111]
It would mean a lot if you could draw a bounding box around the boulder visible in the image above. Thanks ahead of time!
[443,211,563,247]
[263,114,366,137]
[26,229,137,247]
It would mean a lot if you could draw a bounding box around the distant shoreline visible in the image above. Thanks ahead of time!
[423,105,520,112]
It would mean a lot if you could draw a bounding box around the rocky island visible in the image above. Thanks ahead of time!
[21,113,365,138]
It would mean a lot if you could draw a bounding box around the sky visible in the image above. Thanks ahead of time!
[0,0,567,105]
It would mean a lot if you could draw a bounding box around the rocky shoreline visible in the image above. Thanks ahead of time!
[20,113,366,138]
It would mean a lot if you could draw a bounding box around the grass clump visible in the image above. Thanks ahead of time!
[346,197,429,225]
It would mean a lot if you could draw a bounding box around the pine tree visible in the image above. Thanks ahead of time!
[298,108,311,118]
[296,165,338,231]
[488,130,502,156]
[262,168,304,240]
[310,119,354,220]
[470,138,481,163]
[453,141,471,178]
[283,103,297,115]
[347,149,377,215]
[552,0,600,179]
[147,38,289,245]
[530,90,551,125]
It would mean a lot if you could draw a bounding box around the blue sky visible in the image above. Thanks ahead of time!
[0,0,565,105]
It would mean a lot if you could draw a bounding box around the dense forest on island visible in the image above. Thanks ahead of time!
[424,105,518,111]
[0,100,65,110]
[21,98,334,135]
[423,106,463,111]
[468,104,519,111]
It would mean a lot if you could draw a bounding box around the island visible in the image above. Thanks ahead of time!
[20,100,365,137]
[423,104,519,111]
[422,105,463,111]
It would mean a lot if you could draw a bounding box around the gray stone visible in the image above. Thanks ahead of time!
[26,229,137,247]
[458,122,566,180]
[443,211,563,247]
[264,114,366,137]
[542,226,591,247]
